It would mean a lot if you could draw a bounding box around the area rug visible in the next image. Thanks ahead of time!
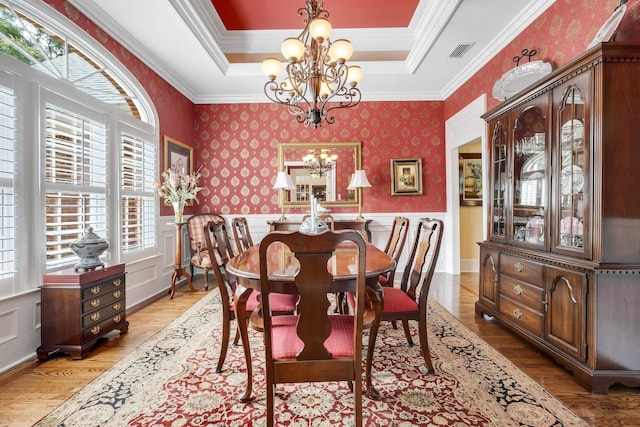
[35,291,587,427]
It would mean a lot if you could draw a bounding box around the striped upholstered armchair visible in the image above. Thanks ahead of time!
[186,213,225,290]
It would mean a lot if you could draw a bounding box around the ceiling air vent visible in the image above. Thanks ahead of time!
[449,42,476,58]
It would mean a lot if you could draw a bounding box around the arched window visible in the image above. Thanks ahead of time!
[0,0,158,296]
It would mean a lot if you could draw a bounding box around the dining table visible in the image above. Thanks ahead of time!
[226,238,395,402]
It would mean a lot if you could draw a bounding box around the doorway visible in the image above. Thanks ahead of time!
[444,94,487,275]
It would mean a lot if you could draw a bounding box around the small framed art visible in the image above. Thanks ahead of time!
[391,158,423,196]
[164,136,193,174]
[459,153,482,206]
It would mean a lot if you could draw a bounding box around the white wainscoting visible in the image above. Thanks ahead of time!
[0,212,450,375]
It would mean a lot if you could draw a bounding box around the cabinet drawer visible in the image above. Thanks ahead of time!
[81,274,125,299]
[82,300,125,328]
[499,296,544,337]
[82,289,124,313]
[499,254,543,286]
[82,311,126,341]
[499,274,544,311]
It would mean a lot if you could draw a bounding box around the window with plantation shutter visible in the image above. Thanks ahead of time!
[44,104,108,269]
[121,131,156,252]
[0,0,158,296]
[0,82,15,293]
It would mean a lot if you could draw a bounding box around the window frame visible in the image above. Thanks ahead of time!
[0,0,158,295]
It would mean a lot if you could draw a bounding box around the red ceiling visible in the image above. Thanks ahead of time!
[211,0,419,31]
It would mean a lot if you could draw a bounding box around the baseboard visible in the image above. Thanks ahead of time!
[460,258,479,273]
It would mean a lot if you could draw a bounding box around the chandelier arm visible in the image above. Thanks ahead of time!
[331,87,362,109]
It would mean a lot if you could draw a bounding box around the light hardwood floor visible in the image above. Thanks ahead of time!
[1,273,638,426]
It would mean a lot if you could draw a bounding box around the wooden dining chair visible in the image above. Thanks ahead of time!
[259,230,367,427]
[186,212,225,290]
[231,216,254,254]
[203,221,298,383]
[347,218,443,374]
[379,216,410,287]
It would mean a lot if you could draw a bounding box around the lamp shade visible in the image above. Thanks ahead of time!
[281,37,305,62]
[273,171,295,190]
[309,18,332,41]
[328,39,353,63]
[347,170,371,189]
[261,58,282,78]
[347,66,363,85]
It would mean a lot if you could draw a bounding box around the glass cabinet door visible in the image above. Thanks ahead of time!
[489,119,507,240]
[511,105,547,247]
[555,84,588,256]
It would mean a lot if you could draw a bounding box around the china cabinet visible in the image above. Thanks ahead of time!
[37,263,128,360]
[477,43,640,393]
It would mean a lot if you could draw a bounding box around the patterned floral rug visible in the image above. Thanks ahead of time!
[35,291,587,426]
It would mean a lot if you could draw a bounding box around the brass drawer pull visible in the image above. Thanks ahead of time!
[113,315,122,323]
[514,262,524,273]
[90,312,100,322]
[90,299,100,308]
[513,284,523,295]
[91,286,100,295]
[513,309,523,319]
[91,325,101,335]
[112,303,121,311]
[112,278,121,287]
[112,290,121,298]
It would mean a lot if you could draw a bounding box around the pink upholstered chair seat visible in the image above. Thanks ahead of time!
[270,315,355,360]
[380,287,418,313]
[231,292,298,314]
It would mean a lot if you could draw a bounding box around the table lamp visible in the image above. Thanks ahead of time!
[348,169,371,220]
[273,171,295,221]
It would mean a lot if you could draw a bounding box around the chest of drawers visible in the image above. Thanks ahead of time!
[37,263,128,360]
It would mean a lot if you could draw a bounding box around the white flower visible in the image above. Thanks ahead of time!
[156,167,203,206]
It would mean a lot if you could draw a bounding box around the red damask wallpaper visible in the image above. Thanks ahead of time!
[193,102,446,215]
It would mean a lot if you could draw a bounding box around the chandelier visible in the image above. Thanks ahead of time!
[303,149,337,177]
[261,0,363,128]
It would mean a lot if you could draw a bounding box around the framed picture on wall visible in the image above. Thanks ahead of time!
[164,136,193,174]
[391,158,423,196]
[459,153,482,206]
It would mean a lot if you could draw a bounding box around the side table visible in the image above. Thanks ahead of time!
[38,263,128,360]
[170,222,196,298]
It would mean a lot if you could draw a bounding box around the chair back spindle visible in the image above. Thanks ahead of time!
[232,217,254,253]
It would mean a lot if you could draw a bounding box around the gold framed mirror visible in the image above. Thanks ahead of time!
[278,142,361,208]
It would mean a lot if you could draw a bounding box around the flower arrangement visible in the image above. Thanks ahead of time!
[156,167,203,222]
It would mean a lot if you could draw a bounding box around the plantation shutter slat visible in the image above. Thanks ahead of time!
[121,132,156,252]
[0,84,16,284]
[44,105,107,268]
